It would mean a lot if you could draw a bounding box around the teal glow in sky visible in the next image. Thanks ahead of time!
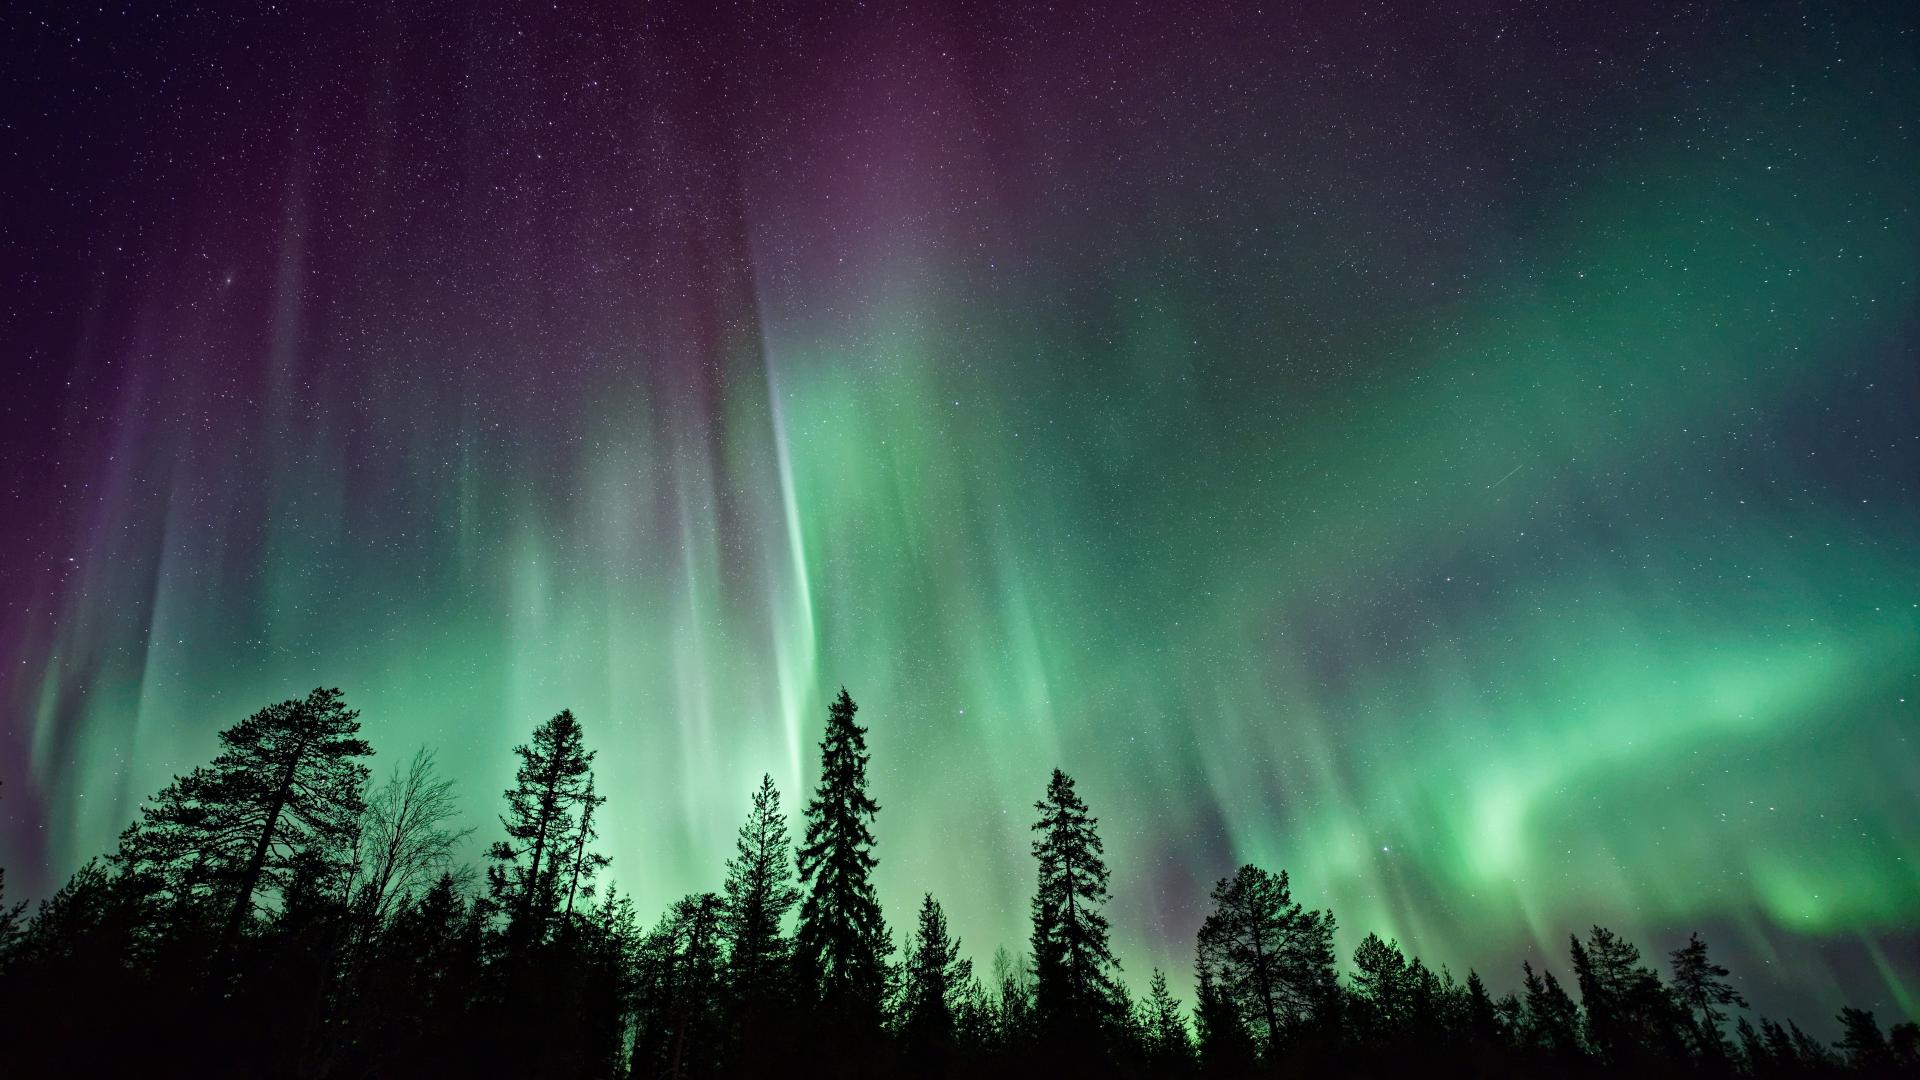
[1,0,1916,1027]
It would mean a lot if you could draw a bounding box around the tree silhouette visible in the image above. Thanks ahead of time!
[1836,1006,1894,1075]
[1141,968,1195,1074]
[793,688,891,1048]
[1461,969,1505,1059]
[1892,1021,1920,1073]
[1029,767,1121,1055]
[900,892,973,1067]
[335,870,486,1076]
[114,687,371,946]
[720,773,799,1069]
[356,747,471,927]
[986,945,1038,1054]
[1519,960,1584,1061]
[1193,967,1257,1077]
[563,885,644,1078]
[631,892,726,1080]
[1350,930,1410,1043]
[487,708,595,949]
[560,775,610,918]
[2,679,1911,1080]
[1571,925,1687,1066]
[1194,863,1336,1061]
[1669,931,1746,1057]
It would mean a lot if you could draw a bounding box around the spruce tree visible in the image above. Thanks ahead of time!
[1462,969,1504,1054]
[1029,768,1121,1048]
[793,688,890,1037]
[901,892,973,1062]
[1194,863,1336,1060]
[1520,960,1584,1060]
[487,708,595,948]
[114,687,372,943]
[721,774,800,1066]
[722,774,799,999]
[1142,968,1194,1072]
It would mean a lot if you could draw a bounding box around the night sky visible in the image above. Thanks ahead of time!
[3,1,1916,1030]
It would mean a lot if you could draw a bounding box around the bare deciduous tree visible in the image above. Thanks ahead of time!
[360,747,471,924]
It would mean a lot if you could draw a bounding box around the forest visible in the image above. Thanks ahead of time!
[0,686,1912,1078]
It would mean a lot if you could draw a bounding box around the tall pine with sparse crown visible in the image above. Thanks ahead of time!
[1669,931,1745,1057]
[487,709,595,950]
[1030,767,1121,1057]
[793,688,890,1049]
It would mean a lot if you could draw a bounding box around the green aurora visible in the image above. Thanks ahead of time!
[2,0,1916,1028]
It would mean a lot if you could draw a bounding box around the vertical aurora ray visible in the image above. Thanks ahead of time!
[1,0,1916,1030]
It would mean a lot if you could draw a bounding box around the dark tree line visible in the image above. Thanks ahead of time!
[1,687,1914,1078]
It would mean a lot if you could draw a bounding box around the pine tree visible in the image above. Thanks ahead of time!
[487,709,595,948]
[1570,926,1686,1065]
[793,688,890,1039]
[1668,931,1745,1057]
[1350,931,1410,1041]
[901,893,973,1064]
[1787,1019,1836,1070]
[630,892,726,1080]
[1735,1016,1769,1075]
[1029,768,1121,1048]
[0,859,154,1071]
[1761,1016,1800,1070]
[1520,960,1583,1060]
[1142,968,1194,1073]
[1836,1007,1893,1074]
[114,687,372,944]
[560,775,610,918]
[1194,863,1336,1060]
[1462,969,1503,1053]
[566,885,643,1077]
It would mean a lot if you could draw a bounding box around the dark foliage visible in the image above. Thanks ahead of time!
[1030,766,1125,1066]
[792,687,891,1064]
[0,684,1908,1078]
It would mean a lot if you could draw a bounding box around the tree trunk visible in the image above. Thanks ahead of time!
[222,739,305,944]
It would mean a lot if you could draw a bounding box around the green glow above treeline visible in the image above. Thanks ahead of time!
[7,1,1916,1027]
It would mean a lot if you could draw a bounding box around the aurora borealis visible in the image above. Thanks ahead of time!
[2,0,1916,1031]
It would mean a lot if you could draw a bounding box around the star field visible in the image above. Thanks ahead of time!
[1,0,1915,1027]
